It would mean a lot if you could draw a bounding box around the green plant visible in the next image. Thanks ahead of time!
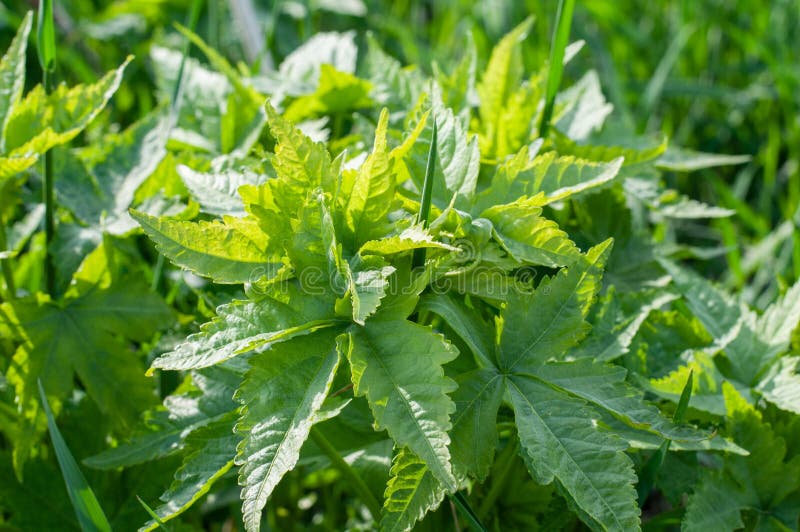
[1,4,799,532]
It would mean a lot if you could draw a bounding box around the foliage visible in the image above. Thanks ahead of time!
[0,2,799,532]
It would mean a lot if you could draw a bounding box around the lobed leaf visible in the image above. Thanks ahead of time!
[235,330,341,531]
[345,320,458,491]
[380,447,446,532]
[508,376,641,532]
[497,239,611,373]
[131,210,277,284]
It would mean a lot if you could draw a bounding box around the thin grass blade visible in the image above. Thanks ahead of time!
[38,380,112,532]
[637,370,694,505]
[451,491,488,532]
[538,0,577,138]
[412,119,438,269]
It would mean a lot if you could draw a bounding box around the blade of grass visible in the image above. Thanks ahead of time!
[38,380,112,532]
[451,491,488,532]
[37,0,56,296]
[169,0,204,120]
[637,370,693,506]
[538,0,576,138]
[642,24,694,116]
[137,495,173,531]
[412,119,438,270]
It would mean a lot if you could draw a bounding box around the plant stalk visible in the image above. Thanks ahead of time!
[477,438,518,519]
[309,427,381,519]
[0,223,16,299]
[412,119,438,270]
[37,0,57,296]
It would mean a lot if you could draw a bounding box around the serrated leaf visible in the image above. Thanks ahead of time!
[359,225,458,256]
[570,289,678,362]
[150,285,338,371]
[476,149,622,212]
[235,330,341,531]
[417,293,494,368]
[681,471,747,532]
[339,109,396,250]
[244,102,339,216]
[757,279,800,356]
[141,413,237,531]
[508,375,641,532]
[283,64,372,122]
[0,11,33,152]
[131,210,277,284]
[365,34,424,109]
[178,165,268,216]
[481,196,580,268]
[273,31,358,96]
[405,84,480,209]
[4,58,130,156]
[346,320,458,491]
[498,240,611,373]
[344,255,396,325]
[477,17,534,160]
[2,283,170,433]
[85,365,241,470]
[661,261,800,402]
[648,351,733,416]
[553,71,613,141]
[380,447,446,532]
[756,356,800,415]
[683,383,800,531]
[433,35,476,114]
[659,260,764,378]
[532,359,742,452]
[57,112,171,235]
[449,369,504,481]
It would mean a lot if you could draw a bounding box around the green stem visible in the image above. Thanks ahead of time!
[477,437,518,519]
[538,0,576,138]
[0,223,15,299]
[150,253,165,292]
[42,69,56,296]
[309,427,381,519]
[411,119,438,270]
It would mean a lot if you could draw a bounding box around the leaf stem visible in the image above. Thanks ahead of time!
[37,0,57,296]
[41,69,56,296]
[309,427,381,519]
[538,0,576,138]
[477,437,518,519]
